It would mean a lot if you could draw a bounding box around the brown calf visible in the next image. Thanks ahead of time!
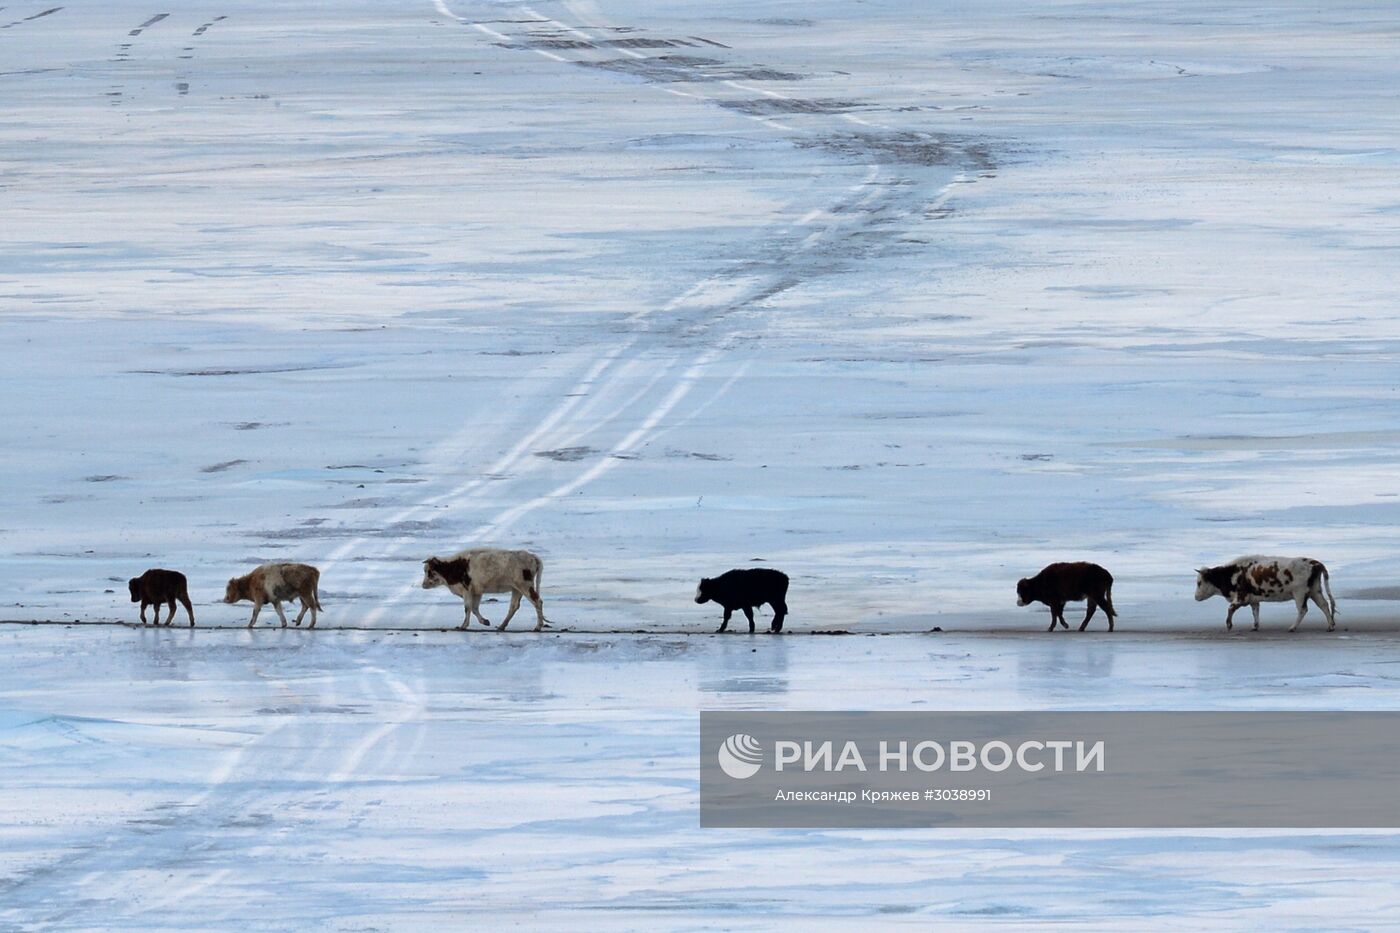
[129,568,194,627]
[224,562,323,628]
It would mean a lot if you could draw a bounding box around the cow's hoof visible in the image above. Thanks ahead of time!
[1328,625,1336,632]
[479,619,492,627]
[456,623,470,631]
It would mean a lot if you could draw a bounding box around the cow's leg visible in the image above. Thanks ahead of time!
[307,593,317,629]
[179,593,195,627]
[717,608,732,634]
[742,606,756,633]
[165,599,176,626]
[148,602,160,625]
[1080,599,1098,632]
[1224,603,1240,631]
[292,598,309,627]
[471,591,491,628]
[1250,602,1261,631]
[1290,594,1308,632]
[1312,591,1335,632]
[272,599,289,628]
[139,601,148,625]
[499,590,523,631]
[248,600,262,628]
[770,600,787,633]
[528,587,545,632]
[458,594,473,630]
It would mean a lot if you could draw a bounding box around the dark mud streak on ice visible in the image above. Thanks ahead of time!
[0,6,62,29]
[468,15,998,341]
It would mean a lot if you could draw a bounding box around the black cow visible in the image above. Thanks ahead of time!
[1016,562,1115,632]
[695,568,789,633]
[128,568,195,627]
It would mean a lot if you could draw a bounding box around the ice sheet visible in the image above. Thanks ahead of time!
[3,0,1400,927]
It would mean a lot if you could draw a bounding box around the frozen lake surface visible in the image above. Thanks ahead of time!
[4,0,1399,631]
[3,0,1400,927]
[5,625,1400,930]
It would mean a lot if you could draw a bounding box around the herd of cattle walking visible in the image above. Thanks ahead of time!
[124,549,1342,634]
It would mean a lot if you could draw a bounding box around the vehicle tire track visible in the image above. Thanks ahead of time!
[177,13,227,97]
[0,5,62,30]
[0,649,424,927]
[314,2,990,627]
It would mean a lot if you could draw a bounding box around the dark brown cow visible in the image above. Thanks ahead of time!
[1016,562,1116,632]
[128,568,194,627]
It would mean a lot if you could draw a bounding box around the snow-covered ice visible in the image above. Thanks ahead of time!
[6,627,1400,929]
[3,0,1400,927]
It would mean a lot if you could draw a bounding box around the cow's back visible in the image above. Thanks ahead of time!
[1041,562,1111,588]
[261,562,317,599]
[717,567,788,594]
[1227,555,1319,601]
[451,548,542,592]
[141,568,188,598]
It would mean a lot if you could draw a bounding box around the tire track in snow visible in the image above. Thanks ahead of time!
[0,646,425,926]
[315,1,979,627]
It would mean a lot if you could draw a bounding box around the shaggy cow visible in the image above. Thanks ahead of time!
[224,562,323,628]
[695,568,789,634]
[421,548,545,631]
[1194,555,1337,632]
[1016,562,1116,632]
[128,568,195,627]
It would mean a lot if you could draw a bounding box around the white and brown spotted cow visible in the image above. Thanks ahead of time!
[421,548,546,631]
[1194,555,1337,632]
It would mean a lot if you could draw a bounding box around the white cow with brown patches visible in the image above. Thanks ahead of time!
[1194,555,1337,632]
[421,548,546,631]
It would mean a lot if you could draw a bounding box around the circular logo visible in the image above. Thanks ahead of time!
[717,733,763,779]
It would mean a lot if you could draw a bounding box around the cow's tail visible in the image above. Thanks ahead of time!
[524,559,552,628]
[1321,564,1338,620]
[1101,581,1117,619]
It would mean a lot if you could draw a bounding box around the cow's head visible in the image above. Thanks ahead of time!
[223,577,246,604]
[422,557,467,590]
[1194,568,1220,602]
[128,578,141,603]
[421,558,446,589]
[1015,578,1032,607]
[695,578,712,604]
